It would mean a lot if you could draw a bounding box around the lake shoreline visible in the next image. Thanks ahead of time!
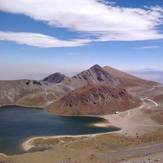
[21,113,121,152]
[0,125,120,156]
[0,104,43,110]
[22,127,121,152]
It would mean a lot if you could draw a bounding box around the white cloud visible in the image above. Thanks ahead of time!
[0,0,163,45]
[0,31,91,48]
[135,45,161,49]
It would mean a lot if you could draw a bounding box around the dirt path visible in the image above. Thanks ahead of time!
[103,97,162,137]
[118,152,163,163]
[98,143,163,162]
[116,143,163,163]
[143,97,159,107]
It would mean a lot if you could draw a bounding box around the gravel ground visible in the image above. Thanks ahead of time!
[118,151,163,163]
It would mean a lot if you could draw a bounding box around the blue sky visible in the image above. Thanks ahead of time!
[0,0,163,80]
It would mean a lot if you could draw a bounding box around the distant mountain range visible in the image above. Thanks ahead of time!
[0,64,159,115]
[129,69,163,84]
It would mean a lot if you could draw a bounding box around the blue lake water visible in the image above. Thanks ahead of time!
[0,106,119,155]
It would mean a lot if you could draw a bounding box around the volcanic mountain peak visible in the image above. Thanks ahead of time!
[73,64,120,86]
[90,64,102,70]
[43,72,67,84]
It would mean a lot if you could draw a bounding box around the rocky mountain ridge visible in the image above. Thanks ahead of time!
[0,64,158,115]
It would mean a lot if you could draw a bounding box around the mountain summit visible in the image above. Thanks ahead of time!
[43,72,67,83]
[72,64,120,86]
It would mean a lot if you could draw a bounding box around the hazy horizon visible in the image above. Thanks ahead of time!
[0,64,163,82]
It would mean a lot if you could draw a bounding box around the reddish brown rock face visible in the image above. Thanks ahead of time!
[48,84,140,115]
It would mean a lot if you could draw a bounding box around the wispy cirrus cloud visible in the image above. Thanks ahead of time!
[0,31,91,48]
[135,45,161,49]
[0,0,163,47]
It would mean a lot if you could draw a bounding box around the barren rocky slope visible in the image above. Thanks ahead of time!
[0,80,73,107]
[48,84,140,115]
[104,66,157,88]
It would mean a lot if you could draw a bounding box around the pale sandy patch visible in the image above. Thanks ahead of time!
[0,153,7,158]
[103,98,161,137]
